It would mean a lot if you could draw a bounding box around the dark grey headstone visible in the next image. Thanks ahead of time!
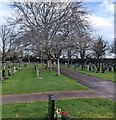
[2,69,5,78]
[48,95,55,120]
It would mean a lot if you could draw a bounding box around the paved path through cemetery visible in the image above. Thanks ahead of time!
[61,67,115,101]
[2,89,109,104]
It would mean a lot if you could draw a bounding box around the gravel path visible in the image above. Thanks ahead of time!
[2,89,108,105]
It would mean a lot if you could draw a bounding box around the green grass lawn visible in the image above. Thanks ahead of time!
[2,98,114,119]
[0,82,1,120]
[2,64,87,95]
[0,85,1,96]
[63,65,115,82]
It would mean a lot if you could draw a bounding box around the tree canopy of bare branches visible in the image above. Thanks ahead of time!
[9,1,90,75]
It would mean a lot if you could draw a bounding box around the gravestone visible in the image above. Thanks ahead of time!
[13,66,17,73]
[105,64,108,70]
[36,65,38,76]
[8,64,11,69]
[38,71,42,79]
[101,67,105,73]
[76,64,80,69]
[8,69,11,76]
[84,64,87,71]
[48,95,55,120]
[65,63,67,67]
[16,67,18,71]
[35,65,37,71]
[92,65,96,72]
[89,65,91,71]
[19,64,21,70]
[36,66,42,79]
[74,64,77,69]
[96,66,100,73]
[24,63,27,67]
[53,62,56,66]
[8,64,11,76]
[2,69,5,78]
[109,66,112,72]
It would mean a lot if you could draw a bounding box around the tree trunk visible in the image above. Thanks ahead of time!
[80,51,85,70]
[68,58,71,67]
[98,57,100,69]
[96,56,100,72]
[57,58,60,76]
[46,56,52,70]
[67,49,71,67]
[2,49,6,64]
[2,56,5,64]
[81,57,84,70]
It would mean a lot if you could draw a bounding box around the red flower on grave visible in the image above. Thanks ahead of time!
[60,111,67,115]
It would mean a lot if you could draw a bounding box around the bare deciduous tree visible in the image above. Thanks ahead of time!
[11,1,90,75]
[0,25,15,64]
[75,31,92,69]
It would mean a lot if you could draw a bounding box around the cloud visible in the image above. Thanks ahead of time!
[87,1,114,43]
[99,1,114,15]
[90,16,114,42]
[0,1,14,24]
[90,15,113,28]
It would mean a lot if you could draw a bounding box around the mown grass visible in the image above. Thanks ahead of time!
[2,98,114,119]
[0,82,1,120]
[63,65,115,82]
[2,64,87,95]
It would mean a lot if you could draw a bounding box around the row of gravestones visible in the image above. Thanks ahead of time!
[72,63,116,73]
[0,63,27,81]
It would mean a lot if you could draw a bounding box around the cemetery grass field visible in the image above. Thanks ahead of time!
[2,64,87,95]
[63,66,115,82]
[2,98,114,118]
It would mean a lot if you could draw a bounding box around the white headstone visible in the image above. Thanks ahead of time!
[13,66,17,73]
